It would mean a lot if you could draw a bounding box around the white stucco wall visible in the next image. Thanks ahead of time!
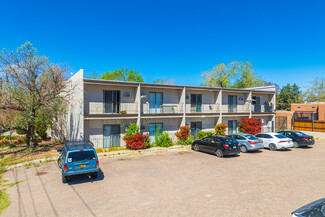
[221,92,250,113]
[66,69,84,141]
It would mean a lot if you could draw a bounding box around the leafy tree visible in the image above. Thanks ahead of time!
[0,42,67,147]
[277,83,303,111]
[201,61,239,88]
[153,77,174,85]
[304,77,325,102]
[100,68,143,82]
[232,61,265,88]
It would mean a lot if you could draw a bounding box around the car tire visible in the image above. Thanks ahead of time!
[62,175,68,183]
[193,144,200,152]
[269,143,277,151]
[215,149,224,158]
[293,141,299,148]
[91,172,98,179]
[240,145,248,153]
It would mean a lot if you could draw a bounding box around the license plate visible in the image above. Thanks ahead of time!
[79,164,86,168]
[309,139,312,141]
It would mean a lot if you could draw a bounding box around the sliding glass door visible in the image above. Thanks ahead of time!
[149,92,163,113]
[228,95,237,112]
[103,125,120,148]
[104,90,120,113]
[191,94,202,112]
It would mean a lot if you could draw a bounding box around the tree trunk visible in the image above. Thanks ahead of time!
[30,125,37,148]
[26,125,31,147]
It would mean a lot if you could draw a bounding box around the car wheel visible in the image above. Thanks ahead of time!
[91,172,98,179]
[215,149,224,158]
[62,175,68,183]
[293,141,299,148]
[240,145,248,153]
[269,143,277,151]
[193,144,200,152]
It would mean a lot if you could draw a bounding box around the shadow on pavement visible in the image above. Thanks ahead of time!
[67,168,105,185]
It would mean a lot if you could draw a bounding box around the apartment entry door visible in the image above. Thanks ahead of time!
[103,125,120,148]
[228,120,237,135]
[252,96,261,112]
[191,122,202,139]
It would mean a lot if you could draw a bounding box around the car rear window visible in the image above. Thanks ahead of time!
[295,131,308,137]
[244,135,258,140]
[223,138,239,145]
[275,134,287,139]
[67,150,96,162]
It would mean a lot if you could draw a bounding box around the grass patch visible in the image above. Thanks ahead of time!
[96,148,104,153]
[3,180,25,188]
[0,190,10,215]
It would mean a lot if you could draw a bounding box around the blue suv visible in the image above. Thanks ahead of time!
[57,141,99,183]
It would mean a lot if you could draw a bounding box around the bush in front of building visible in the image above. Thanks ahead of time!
[196,131,214,140]
[214,123,227,135]
[125,123,140,136]
[175,125,193,145]
[123,133,150,150]
[238,117,262,135]
[152,127,173,147]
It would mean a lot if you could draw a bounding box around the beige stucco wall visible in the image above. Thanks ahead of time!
[185,90,218,113]
[84,84,138,114]
[221,92,250,113]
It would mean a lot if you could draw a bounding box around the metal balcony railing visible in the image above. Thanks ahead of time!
[87,103,138,115]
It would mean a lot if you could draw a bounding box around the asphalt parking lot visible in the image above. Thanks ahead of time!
[3,140,325,217]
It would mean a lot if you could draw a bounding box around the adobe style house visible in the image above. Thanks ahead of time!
[57,69,276,148]
[291,103,325,121]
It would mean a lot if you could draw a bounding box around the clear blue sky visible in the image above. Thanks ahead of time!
[1,0,325,89]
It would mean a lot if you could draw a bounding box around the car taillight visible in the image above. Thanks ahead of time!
[279,140,286,143]
[96,161,99,167]
[223,144,229,148]
[63,164,67,171]
[302,138,308,141]
[248,141,257,144]
[79,149,84,151]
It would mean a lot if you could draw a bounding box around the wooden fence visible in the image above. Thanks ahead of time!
[294,120,325,132]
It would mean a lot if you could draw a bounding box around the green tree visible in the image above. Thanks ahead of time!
[304,77,325,102]
[277,83,303,111]
[0,42,67,147]
[201,61,239,88]
[153,77,174,84]
[100,68,144,82]
[232,61,265,88]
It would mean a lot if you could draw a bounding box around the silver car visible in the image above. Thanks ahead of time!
[229,133,264,153]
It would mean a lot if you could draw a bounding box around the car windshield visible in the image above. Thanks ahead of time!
[295,131,308,137]
[275,134,287,139]
[244,135,258,140]
[224,138,238,145]
[68,150,96,162]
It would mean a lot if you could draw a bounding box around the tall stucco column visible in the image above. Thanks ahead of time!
[181,87,186,126]
[136,84,141,127]
[217,89,223,124]
[248,90,252,118]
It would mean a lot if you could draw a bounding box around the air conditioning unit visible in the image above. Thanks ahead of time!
[124,92,132,99]
[140,93,147,99]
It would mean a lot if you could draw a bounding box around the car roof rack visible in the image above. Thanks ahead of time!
[64,141,94,150]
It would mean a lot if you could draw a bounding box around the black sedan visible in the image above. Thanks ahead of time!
[277,130,315,148]
[191,135,240,157]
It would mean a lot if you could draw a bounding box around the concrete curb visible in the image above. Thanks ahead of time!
[5,145,192,171]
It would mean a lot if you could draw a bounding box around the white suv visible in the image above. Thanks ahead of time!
[256,133,293,151]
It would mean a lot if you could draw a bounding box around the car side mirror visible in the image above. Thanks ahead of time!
[57,149,62,152]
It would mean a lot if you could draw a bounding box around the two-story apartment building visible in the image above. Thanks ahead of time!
[58,69,276,148]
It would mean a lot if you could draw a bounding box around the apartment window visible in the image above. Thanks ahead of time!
[191,94,202,112]
[191,122,202,139]
[103,125,120,148]
[228,95,237,112]
[149,92,163,113]
[149,123,163,142]
[228,120,237,135]
[104,90,120,113]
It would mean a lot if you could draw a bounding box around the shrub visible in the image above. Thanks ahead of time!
[215,123,227,135]
[125,123,139,136]
[178,135,194,146]
[157,132,173,147]
[196,131,213,140]
[175,125,191,141]
[123,133,150,150]
[1,139,9,145]
[16,138,25,144]
[238,117,262,135]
